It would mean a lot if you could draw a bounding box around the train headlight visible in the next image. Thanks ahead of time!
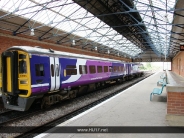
[20,80,28,84]
[7,100,10,105]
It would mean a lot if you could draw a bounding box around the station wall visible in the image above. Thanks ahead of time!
[172,52,184,77]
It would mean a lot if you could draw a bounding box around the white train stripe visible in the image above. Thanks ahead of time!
[31,83,49,88]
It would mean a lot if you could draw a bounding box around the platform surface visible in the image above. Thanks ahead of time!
[35,72,184,138]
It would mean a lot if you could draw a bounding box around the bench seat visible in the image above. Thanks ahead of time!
[152,88,162,95]
[157,72,167,86]
[150,83,166,101]
[157,78,166,86]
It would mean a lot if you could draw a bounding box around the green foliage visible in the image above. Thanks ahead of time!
[139,62,162,71]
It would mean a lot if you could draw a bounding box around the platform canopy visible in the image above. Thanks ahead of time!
[0,0,181,62]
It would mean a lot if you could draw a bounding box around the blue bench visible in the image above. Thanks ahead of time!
[150,83,166,101]
[157,77,166,86]
[157,74,167,86]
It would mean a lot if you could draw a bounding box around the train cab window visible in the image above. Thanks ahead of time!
[19,59,27,74]
[97,66,102,73]
[89,65,96,74]
[104,66,108,72]
[79,65,87,74]
[35,64,44,76]
[19,54,26,59]
[109,66,112,72]
[66,65,77,75]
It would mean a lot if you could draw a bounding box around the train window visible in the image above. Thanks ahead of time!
[51,64,54,77]
[97,66,102,73]
[117,66,119,72]
[19,60,27,74]
[116,66,119,72]
[39,64,44,76]
[79,65,87,74]
[109,66,112,72]
[66,65,77,75]
[121,66,124,72]
[134,65,138,71]
[66,65,76,68]
[113,66,115,72]
[104,66,108,72]
[56,64,60,76]
[66,69,77,75]
[116,66,118,72]
[113,66,118,72]
[89,65,96,74]
[19,54,26,59]
[35,64,44,76]
[35,64,39,76]
[119,66,121,72]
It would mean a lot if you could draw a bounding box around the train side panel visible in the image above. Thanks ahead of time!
[60,58,112,89]
[30,54,50,96]
[110,62,126,79]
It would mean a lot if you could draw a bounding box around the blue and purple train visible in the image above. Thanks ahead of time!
[1,46,143,111]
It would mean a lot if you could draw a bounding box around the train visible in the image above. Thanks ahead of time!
[1,46,143,111]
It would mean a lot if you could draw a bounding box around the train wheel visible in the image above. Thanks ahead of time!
[69,90,77,99]
[41,98,50,109]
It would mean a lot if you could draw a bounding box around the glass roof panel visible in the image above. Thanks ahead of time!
[0,0,176,58]
[134,0,175,57]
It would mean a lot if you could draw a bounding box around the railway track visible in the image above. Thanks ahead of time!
[0,106,42,126]
[0,108,10,114]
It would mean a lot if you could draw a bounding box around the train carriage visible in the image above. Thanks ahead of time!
[1,46,143,111]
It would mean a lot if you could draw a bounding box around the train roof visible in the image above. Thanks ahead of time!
[7,46,133,64]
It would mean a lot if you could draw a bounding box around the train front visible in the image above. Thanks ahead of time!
[1,47,34,111]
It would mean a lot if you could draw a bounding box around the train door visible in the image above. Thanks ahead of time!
[123,64,126,75]
[2,51,31,97]
[2,51,18,94]
[126,64,129,75]
[50,57,60,91]
[130,64,133,74]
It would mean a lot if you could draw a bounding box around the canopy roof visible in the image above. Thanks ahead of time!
[0,0,179,61]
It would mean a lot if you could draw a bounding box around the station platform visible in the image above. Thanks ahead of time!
[35,72,184,138]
